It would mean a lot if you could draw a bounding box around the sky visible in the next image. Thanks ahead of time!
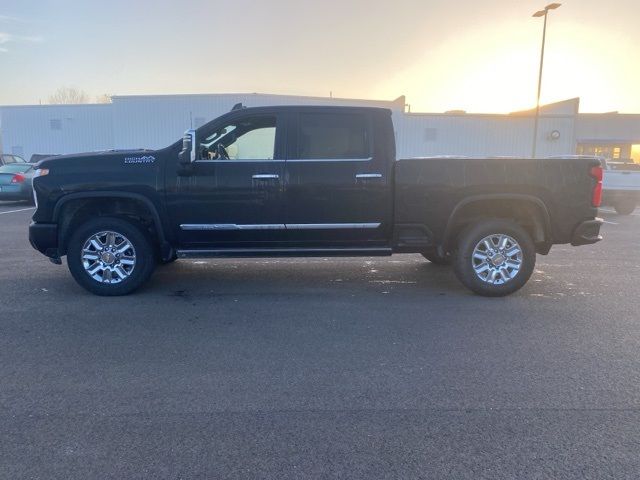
[0,0,638,113]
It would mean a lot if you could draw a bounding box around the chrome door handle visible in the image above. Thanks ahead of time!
[355,173,383,179]
[252,174,280,180]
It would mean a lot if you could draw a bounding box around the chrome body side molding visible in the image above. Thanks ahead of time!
[180,224,286,231]
[286,223,381,230]
[180,223,382,231]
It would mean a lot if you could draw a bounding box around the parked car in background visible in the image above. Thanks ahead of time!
[0,154,27,166]
[0,163,35,203]
[549,155,639,215]
[602,159,640,215]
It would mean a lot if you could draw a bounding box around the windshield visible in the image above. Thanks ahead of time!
[0,164,32,174]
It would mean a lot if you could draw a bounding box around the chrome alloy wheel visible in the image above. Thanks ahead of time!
[471,234,523,285]
[81,231,137,284]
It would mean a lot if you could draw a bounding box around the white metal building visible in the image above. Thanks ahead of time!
[1,93,639,162]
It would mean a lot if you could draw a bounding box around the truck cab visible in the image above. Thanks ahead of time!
[169,106,394,252]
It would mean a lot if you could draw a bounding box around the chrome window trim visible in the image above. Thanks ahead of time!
[193,159,286,164]
[286,157,373,163]
[192,157,372,164]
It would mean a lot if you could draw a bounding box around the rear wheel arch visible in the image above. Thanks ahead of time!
[442,195,552,254]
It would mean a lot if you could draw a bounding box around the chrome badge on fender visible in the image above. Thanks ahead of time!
[124,156,156,165]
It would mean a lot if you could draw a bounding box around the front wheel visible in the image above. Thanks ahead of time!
[614,201,636,216]
[453,219,536,297]
[67,217,156,296]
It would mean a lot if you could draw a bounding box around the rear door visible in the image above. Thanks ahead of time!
[284,109,393,246]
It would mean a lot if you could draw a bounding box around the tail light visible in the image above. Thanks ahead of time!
[10,173,26,184]
[590,166,603,207]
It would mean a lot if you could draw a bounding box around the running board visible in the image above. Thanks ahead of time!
[176,247,393,259]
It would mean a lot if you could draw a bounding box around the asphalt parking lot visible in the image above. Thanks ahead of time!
[1,201,639,479]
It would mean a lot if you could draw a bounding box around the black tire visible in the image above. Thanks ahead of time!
[614,201,636,216]
[159,253,178,265]
[421,250,452,265]
[453,219,536,297]
[67,217,156,296]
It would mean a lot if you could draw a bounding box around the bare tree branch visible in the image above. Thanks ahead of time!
[95,94,112,104]
[48,87,90,104]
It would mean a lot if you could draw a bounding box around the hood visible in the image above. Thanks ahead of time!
[36,149,157,170]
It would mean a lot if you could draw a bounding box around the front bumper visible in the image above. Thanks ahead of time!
[29,222,59,259]
[571,218,603,246]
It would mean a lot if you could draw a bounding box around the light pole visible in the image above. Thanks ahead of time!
[531,3,561,158]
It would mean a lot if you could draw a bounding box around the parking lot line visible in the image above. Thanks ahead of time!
[0,207,35,215]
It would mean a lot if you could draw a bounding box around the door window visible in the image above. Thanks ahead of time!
[199,116,277,160]
[1,155,20,164]
[297,113,370,160]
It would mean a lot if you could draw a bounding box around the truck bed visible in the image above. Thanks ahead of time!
[393,156,600,247]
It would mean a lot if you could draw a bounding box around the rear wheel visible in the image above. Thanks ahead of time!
[67,217,156,296]
[453,219,536,297]
[614,201,636,216]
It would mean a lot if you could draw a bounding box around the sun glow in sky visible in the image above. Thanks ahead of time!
[374,20,640,113]
[0,0,639,113]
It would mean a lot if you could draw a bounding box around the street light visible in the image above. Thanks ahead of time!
[531,3,561,158]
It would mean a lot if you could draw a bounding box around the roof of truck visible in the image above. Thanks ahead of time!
[225,105,393,114]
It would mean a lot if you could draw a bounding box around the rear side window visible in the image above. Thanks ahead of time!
[297,113,370,160]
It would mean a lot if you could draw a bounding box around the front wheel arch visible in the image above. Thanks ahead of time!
[54,193,172,260]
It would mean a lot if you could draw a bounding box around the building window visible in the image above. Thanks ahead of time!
[577,143,631,160]
[613,147,621,159]
[50,119,62,131]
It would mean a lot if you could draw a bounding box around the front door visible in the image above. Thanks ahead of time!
[169,111,287,248]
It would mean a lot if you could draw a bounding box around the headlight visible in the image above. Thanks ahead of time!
[31,169,49,208]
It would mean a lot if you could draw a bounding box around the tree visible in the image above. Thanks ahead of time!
[95,94,112,104]
[48,87,90,105]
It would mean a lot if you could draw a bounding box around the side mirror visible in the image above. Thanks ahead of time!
[178,129,197,164]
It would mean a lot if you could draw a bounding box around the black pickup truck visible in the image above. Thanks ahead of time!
[29,105,603,297]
